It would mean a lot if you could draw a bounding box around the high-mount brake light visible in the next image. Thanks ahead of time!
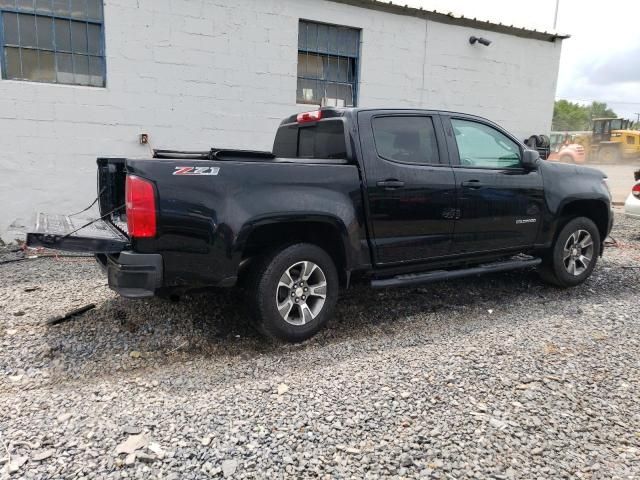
[126,175,157,238]
[297,110,323,124]
[632,183,640,198]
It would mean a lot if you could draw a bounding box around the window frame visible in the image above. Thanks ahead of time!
[0,1,106,87]
[370,114,444,167]
[446,116,524,170]
[297,19,360,107]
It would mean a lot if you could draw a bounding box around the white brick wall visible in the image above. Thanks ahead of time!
[0,0,562,242]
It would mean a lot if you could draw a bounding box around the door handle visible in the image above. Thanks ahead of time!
[462,180,483,189]
[377,179,405,189]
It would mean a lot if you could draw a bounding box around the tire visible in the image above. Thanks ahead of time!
[599,146,621,164]
[246,243,339,342]
[538,217,600,288]
[538,134,550,148]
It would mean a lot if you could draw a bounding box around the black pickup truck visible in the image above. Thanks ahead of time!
[27,108,613,342]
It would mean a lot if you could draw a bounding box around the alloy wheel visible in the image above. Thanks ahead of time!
[275,261,328,326]
[562,229,594,276]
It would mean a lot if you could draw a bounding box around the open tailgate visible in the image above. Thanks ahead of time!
[26,213,129,253]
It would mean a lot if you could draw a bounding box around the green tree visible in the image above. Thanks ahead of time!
[552,100,618,131]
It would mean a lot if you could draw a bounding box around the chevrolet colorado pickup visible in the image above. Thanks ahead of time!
[27,108,614,342]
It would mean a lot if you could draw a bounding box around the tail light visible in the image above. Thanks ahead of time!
[633,183,640,198]
[125,175,157,238]
[297,110,322,124]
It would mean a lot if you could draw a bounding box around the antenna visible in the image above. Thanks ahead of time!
[553,0,560,30]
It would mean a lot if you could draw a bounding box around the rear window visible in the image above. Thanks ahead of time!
[273,120,347,159]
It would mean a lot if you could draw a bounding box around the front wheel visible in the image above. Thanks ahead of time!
[246,243,339,342]
[539,217,600,288]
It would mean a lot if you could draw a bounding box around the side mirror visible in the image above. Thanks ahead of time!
[522,149,540,170]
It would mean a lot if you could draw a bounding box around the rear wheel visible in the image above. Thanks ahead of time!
[246,243,339,342]
[539,217,600,288]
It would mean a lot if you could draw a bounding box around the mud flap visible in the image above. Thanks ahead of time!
[26,213,129,253]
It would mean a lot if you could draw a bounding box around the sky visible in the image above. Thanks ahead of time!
[397,0,640,120]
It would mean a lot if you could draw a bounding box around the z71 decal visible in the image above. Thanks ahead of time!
[173,166,220,176]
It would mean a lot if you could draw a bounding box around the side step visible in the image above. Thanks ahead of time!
[371,257,542,289]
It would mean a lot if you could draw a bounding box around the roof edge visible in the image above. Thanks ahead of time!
[329,0,570,42]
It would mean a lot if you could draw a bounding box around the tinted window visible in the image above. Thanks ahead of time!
[272,125,298,157]
[272,120,347,159]
[299,121,347,159]
[372,116,440,164]
[451,119,521,169]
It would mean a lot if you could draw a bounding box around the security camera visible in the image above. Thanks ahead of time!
[469,36,492,46]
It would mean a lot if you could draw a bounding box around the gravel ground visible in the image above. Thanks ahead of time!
[1,209,639,479]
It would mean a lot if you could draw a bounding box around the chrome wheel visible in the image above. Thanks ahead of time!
[275,261,327,326]
[563,229,594,276]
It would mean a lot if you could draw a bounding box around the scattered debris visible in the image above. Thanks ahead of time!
[201,436,212,447]
[147,442,165,459]
[222,459,238,478]
[47,304,96,326]
[5,456,27,474]
[13,311,25,317]
[57,413,72,423]
[136,452,157,464]
[129,351,142,359]
[115,434,149,455]
[277,383,289,395]
[489,417,508,430]
[31,450,54,462]
[167,341,189,355]
[23,286,40,293]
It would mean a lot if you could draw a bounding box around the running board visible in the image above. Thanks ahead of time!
[371,257,542,289]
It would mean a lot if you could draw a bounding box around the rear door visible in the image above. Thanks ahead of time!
[358,111,457,265]
[442,115,544,254]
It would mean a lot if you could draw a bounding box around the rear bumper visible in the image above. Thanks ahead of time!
[97,252,163,298]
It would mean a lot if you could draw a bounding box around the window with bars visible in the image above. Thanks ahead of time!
[0,0,104,87]
[297,20,359,108]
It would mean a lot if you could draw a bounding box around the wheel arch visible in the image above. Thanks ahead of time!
[555,199,610,246]
[236,215,353,286]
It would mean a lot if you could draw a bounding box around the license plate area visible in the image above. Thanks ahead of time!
[26,213,129,253]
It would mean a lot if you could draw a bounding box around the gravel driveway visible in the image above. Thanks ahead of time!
[1,210,639,479]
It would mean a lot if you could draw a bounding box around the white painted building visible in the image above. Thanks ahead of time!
[0,0,566,242]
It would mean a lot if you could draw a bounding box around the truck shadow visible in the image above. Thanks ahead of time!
[35,264,626,387]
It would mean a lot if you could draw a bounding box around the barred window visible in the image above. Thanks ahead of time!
[0,0,105,87]
[297,20,359,107]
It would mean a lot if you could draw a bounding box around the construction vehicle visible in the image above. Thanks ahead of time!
[579,118,640,163]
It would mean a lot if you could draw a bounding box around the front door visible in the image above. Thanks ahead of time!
[442,116,544,254]
[358,111,457,265]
